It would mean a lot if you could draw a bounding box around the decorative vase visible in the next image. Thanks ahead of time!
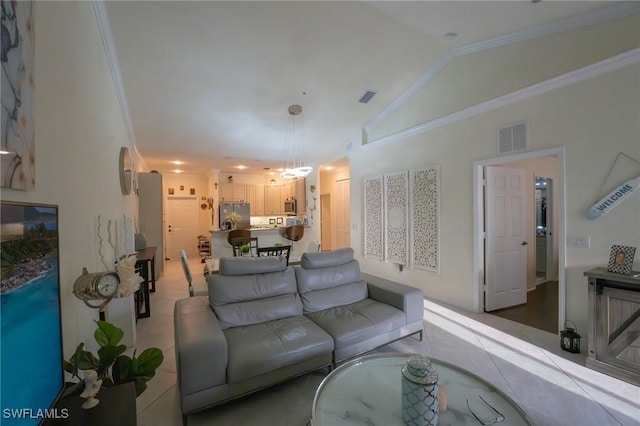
[401,354,439,426]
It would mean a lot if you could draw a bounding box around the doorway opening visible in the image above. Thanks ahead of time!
[473,147,565,334]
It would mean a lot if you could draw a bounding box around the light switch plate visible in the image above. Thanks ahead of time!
[567,236,590,248]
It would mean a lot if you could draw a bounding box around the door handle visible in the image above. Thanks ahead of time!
[521,241,528,246]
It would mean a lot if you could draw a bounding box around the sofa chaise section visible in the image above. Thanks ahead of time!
[295,248,424,363]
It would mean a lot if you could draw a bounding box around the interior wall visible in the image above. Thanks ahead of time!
[369,13,639,141]
[0,2,138,357]
[351,63,640,339]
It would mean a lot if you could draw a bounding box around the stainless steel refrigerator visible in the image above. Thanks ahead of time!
[219,202,251,230]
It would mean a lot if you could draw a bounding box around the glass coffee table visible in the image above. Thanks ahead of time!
[312,353,531,425]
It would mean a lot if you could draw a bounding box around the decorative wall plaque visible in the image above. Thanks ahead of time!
[410,167,440,271]
[385,171,409,265]
[364,176,384,260]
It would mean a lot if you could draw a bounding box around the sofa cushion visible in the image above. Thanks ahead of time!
[300,247,354,269]
[218,256,287,275]
[305,298,405,348]
[295,259,367,313]
[224,316,334,383]
[210,267,302,329]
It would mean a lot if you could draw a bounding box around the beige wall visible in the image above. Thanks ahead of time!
[351,63,640,340]
[369,14,640,142]
[0,3,138,356]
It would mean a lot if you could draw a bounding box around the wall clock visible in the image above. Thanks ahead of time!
[73,268,121,309]
[119,147,133,195]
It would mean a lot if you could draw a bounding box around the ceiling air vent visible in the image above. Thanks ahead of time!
[498,122,527,154]
[358,90,377,104]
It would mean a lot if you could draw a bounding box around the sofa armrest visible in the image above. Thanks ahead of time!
[362,273,424,324]
[174,296,228,396]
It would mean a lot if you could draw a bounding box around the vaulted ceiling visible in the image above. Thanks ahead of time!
[103,1,620,175]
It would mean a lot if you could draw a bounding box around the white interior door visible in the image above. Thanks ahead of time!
[166,197,199,260]
[335,179,351,249]
[320,194,332,251]
[485,166,527,311]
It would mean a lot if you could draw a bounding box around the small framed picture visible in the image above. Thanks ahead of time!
[276,217,283,224]
[269,218,276,224]
[168,187,174,195]
[190,188,195,195]
[607,245,636,275]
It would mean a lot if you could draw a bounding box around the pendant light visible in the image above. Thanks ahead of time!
[281,104,313,179]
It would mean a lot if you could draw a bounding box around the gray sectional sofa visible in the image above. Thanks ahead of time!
[174,248,424,419]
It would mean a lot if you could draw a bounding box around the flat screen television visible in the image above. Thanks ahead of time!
[1,201,64,425]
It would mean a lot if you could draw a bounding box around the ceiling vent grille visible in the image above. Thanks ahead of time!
[498,122,527,154]
[358,90,377,104]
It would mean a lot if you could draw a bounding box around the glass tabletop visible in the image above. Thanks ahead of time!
[312,353,531,426]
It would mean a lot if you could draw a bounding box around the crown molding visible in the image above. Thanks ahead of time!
[365,2,639,133]
[363,48,640,150]
[92,1,137,154]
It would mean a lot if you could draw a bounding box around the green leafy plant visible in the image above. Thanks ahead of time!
[63,320,164,398]
[274,242,283,247]
[241,243,251,254]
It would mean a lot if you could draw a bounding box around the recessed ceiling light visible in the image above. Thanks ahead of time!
[325,166,334,171]
[172,160,184,165]
[173,169,183,174]
[443,32,458,40]
[236,165,247,170]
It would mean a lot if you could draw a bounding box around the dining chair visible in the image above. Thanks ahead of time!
[230,237,259,257]
[179,249,195,297]
[257,245,292,265]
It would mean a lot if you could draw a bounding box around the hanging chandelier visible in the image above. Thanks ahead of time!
[281,104,313,179]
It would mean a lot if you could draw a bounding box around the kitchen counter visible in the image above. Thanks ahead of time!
[209,226,313,259]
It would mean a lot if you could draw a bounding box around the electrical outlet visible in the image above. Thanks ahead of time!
[567,236,590,248]
[352,223,358,230]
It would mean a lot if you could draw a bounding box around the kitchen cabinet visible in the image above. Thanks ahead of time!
[296,178,306,213]
[219,182,247,202]
[246,184,265,215]
[264,185,281,215]
[138,172,164,279]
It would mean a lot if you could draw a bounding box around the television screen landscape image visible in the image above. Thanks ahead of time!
[1,202,64,425]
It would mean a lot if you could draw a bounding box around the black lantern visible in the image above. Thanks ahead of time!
[560,321,581,353]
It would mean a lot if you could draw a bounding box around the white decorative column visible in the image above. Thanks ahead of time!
[105,295,137,347]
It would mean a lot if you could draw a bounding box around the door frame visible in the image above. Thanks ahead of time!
[473,147,566,333]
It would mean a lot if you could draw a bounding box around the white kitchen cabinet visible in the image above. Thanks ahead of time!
[246,184,265,215]
[264,185,281,215]
[219,182,247,202]
[296,178,306,213]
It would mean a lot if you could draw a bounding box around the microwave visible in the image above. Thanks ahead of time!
[284,199,297,215]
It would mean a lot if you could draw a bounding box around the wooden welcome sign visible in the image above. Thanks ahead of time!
[586,175,640,220]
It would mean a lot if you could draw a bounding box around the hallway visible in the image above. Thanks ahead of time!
[490,281,559,334]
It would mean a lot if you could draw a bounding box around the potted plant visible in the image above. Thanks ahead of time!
[241,243,251,255]
[63,320,164,398]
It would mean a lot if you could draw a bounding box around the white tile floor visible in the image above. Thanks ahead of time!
[135,258,640,426]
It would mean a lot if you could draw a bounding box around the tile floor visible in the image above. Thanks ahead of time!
[135,258,640,426]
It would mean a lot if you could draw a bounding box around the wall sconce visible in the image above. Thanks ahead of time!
[214,182,218,190]
[270,178,276,185]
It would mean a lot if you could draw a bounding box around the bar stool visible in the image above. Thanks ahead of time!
[283,225,304,250]
[227,229,251,245]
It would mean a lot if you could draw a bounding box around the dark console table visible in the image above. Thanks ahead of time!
[134,246,157,319]
[584,267,640,385]
[43,382,136,426]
